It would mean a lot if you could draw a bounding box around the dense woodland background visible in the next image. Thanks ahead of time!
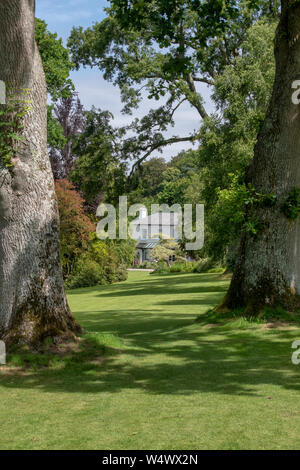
[37,2,278,287]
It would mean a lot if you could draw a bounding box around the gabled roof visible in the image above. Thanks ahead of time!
[136,238,160,249]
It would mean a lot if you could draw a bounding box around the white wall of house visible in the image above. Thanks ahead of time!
[131,210,180,240]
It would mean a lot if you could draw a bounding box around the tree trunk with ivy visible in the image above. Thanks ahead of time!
[222,0,300,314]
[0,0,81,345]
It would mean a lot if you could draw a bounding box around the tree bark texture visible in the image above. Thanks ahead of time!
[223,0,300,314]
[0,0,81,345]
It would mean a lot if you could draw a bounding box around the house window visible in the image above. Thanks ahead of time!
[142,229,147,238]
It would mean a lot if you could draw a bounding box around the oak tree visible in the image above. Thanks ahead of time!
[0,0,81,345]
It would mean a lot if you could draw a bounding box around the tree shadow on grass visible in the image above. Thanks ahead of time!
[1,319,300,399]
[78,309,197,337]
[1,272,300,399]
[68,274,228,299]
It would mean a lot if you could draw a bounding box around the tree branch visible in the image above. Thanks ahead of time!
[129,135,196,177]
[185,74,208,119]
[170,98,188,119]
[192,76,215,86]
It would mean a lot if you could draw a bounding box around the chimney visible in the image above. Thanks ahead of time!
[139,206,147,220]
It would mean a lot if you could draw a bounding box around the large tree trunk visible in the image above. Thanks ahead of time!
[0,0,81,345]
[222,0,300,314]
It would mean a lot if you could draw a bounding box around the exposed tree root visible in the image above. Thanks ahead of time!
[1,305,82,348]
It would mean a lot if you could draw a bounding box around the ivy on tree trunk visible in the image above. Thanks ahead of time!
[223,0,300,314]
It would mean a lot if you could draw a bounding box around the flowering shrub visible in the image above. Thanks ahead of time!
[56,180,133,288]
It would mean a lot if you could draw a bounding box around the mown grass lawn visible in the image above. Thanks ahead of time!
[1,271,300,449]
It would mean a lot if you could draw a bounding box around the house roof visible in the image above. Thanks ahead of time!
[132,212,180,226]
[136,238,160,249]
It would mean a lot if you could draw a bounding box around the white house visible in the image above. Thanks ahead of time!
[131,207,180,240]
[131,207,180,264]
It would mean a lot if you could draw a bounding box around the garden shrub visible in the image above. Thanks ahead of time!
[168,262,196,273]
[193,258,216,273]
[152,261,167,274]
[207,267,225,273]
[66,235,130,289]
[138,261,157,269]
[66,253,128,289]
[66,256,105,289]
[150,258,225,275]
[55,179,95,278]
[113,239,136,266]
[152,261,196,274]
[56,181,134,289]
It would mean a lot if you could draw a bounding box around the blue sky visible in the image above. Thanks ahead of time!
[36,0,213,161]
